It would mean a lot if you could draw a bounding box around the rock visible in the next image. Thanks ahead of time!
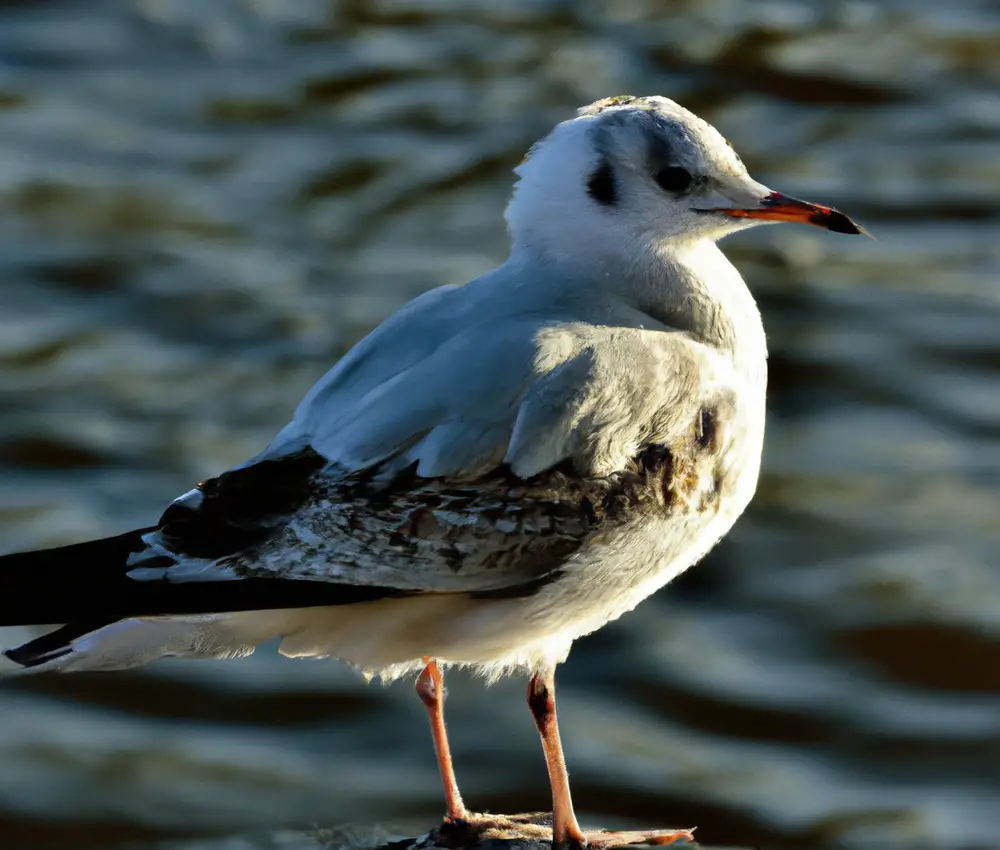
[363,812,696,850]
[155,813,704,850]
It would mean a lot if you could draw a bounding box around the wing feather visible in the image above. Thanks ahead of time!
[126,270,736,598]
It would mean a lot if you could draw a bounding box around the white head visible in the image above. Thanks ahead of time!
[505,96,865,264]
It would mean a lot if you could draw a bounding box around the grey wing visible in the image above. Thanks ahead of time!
[128,290,731,597]
[256,273,539,479]
[127,436,692,599]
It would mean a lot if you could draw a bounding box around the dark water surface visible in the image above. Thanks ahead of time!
[1,2,999,849]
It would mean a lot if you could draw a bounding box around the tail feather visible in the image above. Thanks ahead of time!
[3,612,297,673]
[0,448,412,673]
[0,527,406,673]
[4,621,116,669]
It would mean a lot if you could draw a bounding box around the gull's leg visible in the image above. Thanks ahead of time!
[416,658,467,822]
[527,666,694,850]
[527,666,586,846]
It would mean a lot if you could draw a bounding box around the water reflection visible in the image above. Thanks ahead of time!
[1,1,999,849]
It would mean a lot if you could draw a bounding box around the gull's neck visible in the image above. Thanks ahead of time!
[642,239,768,385]
[510,236,768,387]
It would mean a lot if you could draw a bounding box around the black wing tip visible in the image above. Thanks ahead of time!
[0,530,152,626]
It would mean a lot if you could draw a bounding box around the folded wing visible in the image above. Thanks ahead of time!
[2,272,729,622]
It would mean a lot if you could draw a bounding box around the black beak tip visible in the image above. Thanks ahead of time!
[811,208,874,239]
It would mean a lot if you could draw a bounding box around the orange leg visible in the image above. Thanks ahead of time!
[416,658,467,822]
[527,667,586,847]
[527,667,694,849]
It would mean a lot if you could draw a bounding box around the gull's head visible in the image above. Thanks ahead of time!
[505,95,866,261]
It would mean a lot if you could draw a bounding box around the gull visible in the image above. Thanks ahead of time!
[0,96,865,848]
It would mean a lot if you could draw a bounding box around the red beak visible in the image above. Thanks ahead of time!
[715,192,870,236]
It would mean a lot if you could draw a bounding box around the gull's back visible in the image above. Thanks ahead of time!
[259,253,748,477]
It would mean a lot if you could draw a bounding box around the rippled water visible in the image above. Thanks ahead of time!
[1,2,999,849]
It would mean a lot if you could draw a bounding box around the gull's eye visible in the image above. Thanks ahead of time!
[655,166,693,194]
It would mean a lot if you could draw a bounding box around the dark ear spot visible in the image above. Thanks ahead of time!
[587,160,617,206]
